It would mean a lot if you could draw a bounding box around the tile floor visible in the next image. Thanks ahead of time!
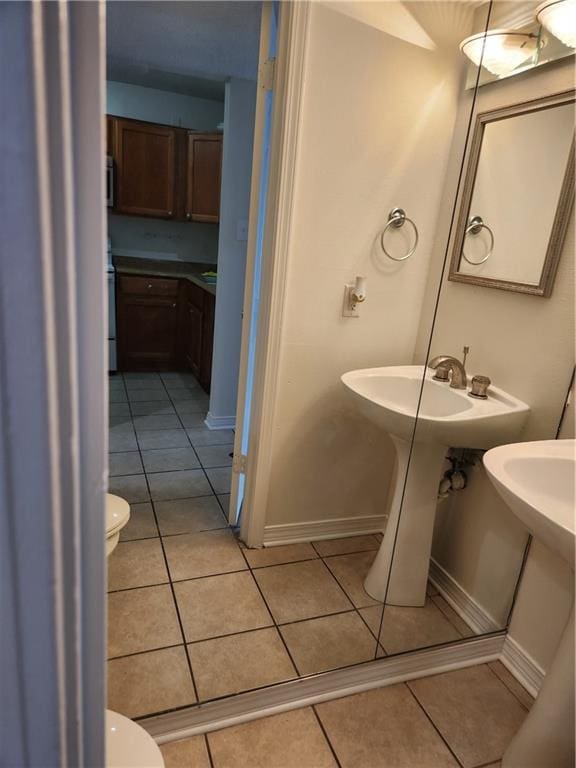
[107,371,480,721]
[159,661,533,768]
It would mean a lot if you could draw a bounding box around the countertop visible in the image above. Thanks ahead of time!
[113,255,217,296]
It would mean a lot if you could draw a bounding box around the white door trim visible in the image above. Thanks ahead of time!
[239,1,311,546]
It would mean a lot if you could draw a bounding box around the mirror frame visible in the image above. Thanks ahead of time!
[449,89,575,297]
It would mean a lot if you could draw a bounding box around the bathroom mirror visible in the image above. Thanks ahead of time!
[449,90,575,296]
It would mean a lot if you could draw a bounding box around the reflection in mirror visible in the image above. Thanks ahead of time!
[449,91,575,294]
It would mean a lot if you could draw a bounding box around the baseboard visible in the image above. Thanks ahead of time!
[263,514,387,545]
[141,634,505,743]
[429,559,500,635]
[501,634,545,698]
[204,412,236,431]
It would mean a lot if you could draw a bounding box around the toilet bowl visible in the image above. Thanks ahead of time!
[106,709,164,768]
[106,493,131,556]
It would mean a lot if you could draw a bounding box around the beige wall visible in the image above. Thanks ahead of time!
[419,57,575,667]
[265,2,474,527]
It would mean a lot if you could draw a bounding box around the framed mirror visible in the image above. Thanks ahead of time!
[449,90,575,296]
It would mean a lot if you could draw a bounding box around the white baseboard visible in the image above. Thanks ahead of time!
[501,634,545,698]
[263,514,386,546]
[205,412,236,431]
[429,559,500,635]
[141,634,504,743]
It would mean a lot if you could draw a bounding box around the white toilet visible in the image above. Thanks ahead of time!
[105,494,164,768]
[106,493,131,555]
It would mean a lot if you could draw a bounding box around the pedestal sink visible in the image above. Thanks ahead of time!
[484,440,575,768]
[341,365,530,605]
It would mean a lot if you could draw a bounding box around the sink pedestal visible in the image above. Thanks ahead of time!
[503,602,574,768]
[364,437,447,606]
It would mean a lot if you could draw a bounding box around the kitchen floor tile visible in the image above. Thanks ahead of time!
[119,501,158,541]
[109,424,138,453]
[186,428,235,446]
[177,412,207,428]
[108,451,143,477]
[107,585,182,658]
[109,390,128,403]
[123,372,161,381]
[253,560,352,624]
[313,534,380,557]
[109,413,133,428]
[124,379,166,391]
[217,494,230,514]
[109,402,130,416]
[137,429,190,450]
[174,399,209,416]
[195,444,234,468]
[160,735,211,768]
[107,646,195,719]
[175,571,272,642]
[408,665,528,768]
[323,551,380,608]
[108,474,149,504]
[107,538,168,591]
[147,469,212,501]
[133,414,182,431]
[155,496,227,536]
[108,377,126,392]
[167,388,208,405]
[129,402,176,416]
[188,628,296,700]
[141,447,200,473]
[316,684,459,768]
[205,466,232,494]
[163,529,247,581]
[280,611,378,675]
[207,708,337,768]
[243,542,318,569]
[127,389,170,402]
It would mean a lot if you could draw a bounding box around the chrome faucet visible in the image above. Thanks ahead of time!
[428,355,467,389]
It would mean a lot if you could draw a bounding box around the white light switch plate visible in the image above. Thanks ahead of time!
[342,284,359,317]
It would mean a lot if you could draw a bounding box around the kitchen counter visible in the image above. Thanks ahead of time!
[113,255,217,296]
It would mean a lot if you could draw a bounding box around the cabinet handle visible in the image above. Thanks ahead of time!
[168,210,173,216]
[172,303,176,308]
[147,284,152,289]
[186,212,191,221]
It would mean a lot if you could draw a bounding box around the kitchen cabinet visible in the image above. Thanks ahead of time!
[114,118,176,219]
[117,276,180,369]
[185,133,223,223]
[199,291,215,391]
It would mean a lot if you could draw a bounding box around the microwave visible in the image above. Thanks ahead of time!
[106,156,114,208]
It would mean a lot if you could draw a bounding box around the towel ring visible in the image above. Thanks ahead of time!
[462,215,494,265]
[380,207,419,262]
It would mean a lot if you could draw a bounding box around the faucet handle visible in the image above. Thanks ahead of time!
[469,375,491,399]
[432,365,450,382]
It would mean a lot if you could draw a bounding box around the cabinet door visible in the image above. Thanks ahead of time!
[199,292,215,392]
[186,134,223,223]
[115,119,176,219]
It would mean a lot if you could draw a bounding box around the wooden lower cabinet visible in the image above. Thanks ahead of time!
[117,273,215,390]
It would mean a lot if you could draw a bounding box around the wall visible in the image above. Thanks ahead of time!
[418,57,575,667]
[263,2,476,528]
[208,78,257,426]
[107,80,224,264]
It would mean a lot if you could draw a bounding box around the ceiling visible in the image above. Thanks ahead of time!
[106,1,262,101]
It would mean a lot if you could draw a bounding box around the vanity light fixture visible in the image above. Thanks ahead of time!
[459,30,539,76]
[536,0,576,48]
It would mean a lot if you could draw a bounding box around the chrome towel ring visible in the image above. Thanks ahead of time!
[380,207,419,262]
[462,215,494,265]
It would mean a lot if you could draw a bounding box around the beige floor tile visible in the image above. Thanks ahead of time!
[280,611,378,675]
[195,443,234,468]
[253,560,352,624]
[163,529,247,581]
[107,538,168,591]
[188,628,296,700]
[174,571,272,642]
[317,684,459,768]
[323,551,381,608]
[378,600,462,654]
[431,594,476,638]
[408,665,528,768]
[108,473,149,503]
[147,469,212,501]
[208,708,337,768]
[488,661,534,710]
[109,451,144,477]
[205,466,232,494]
[160,735,211,768]
[141,447,200,473]
[107,646,196,719]
[313,535,380,557]
[243,542,318,569]
[119,501,158,541]
[155,496,227,536]
[107,585,182,658]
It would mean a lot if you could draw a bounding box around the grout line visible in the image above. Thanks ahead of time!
[311,705,343,768]
[485,660,531,712]
[108,643,184,663]
[203,733,216,768]
[405,683,466,768]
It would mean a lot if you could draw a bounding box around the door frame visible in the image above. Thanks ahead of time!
[231,2,311,546]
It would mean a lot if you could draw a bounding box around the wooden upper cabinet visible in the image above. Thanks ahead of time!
[185,133,223,223]
[115,118,176,219]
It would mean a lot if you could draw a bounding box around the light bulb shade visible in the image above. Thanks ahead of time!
[460,30,539,76]
[536,0,576,48]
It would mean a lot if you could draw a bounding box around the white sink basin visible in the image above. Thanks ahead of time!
[483,440,575,768]
[484,440,575,568]
[341,365,530,449]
